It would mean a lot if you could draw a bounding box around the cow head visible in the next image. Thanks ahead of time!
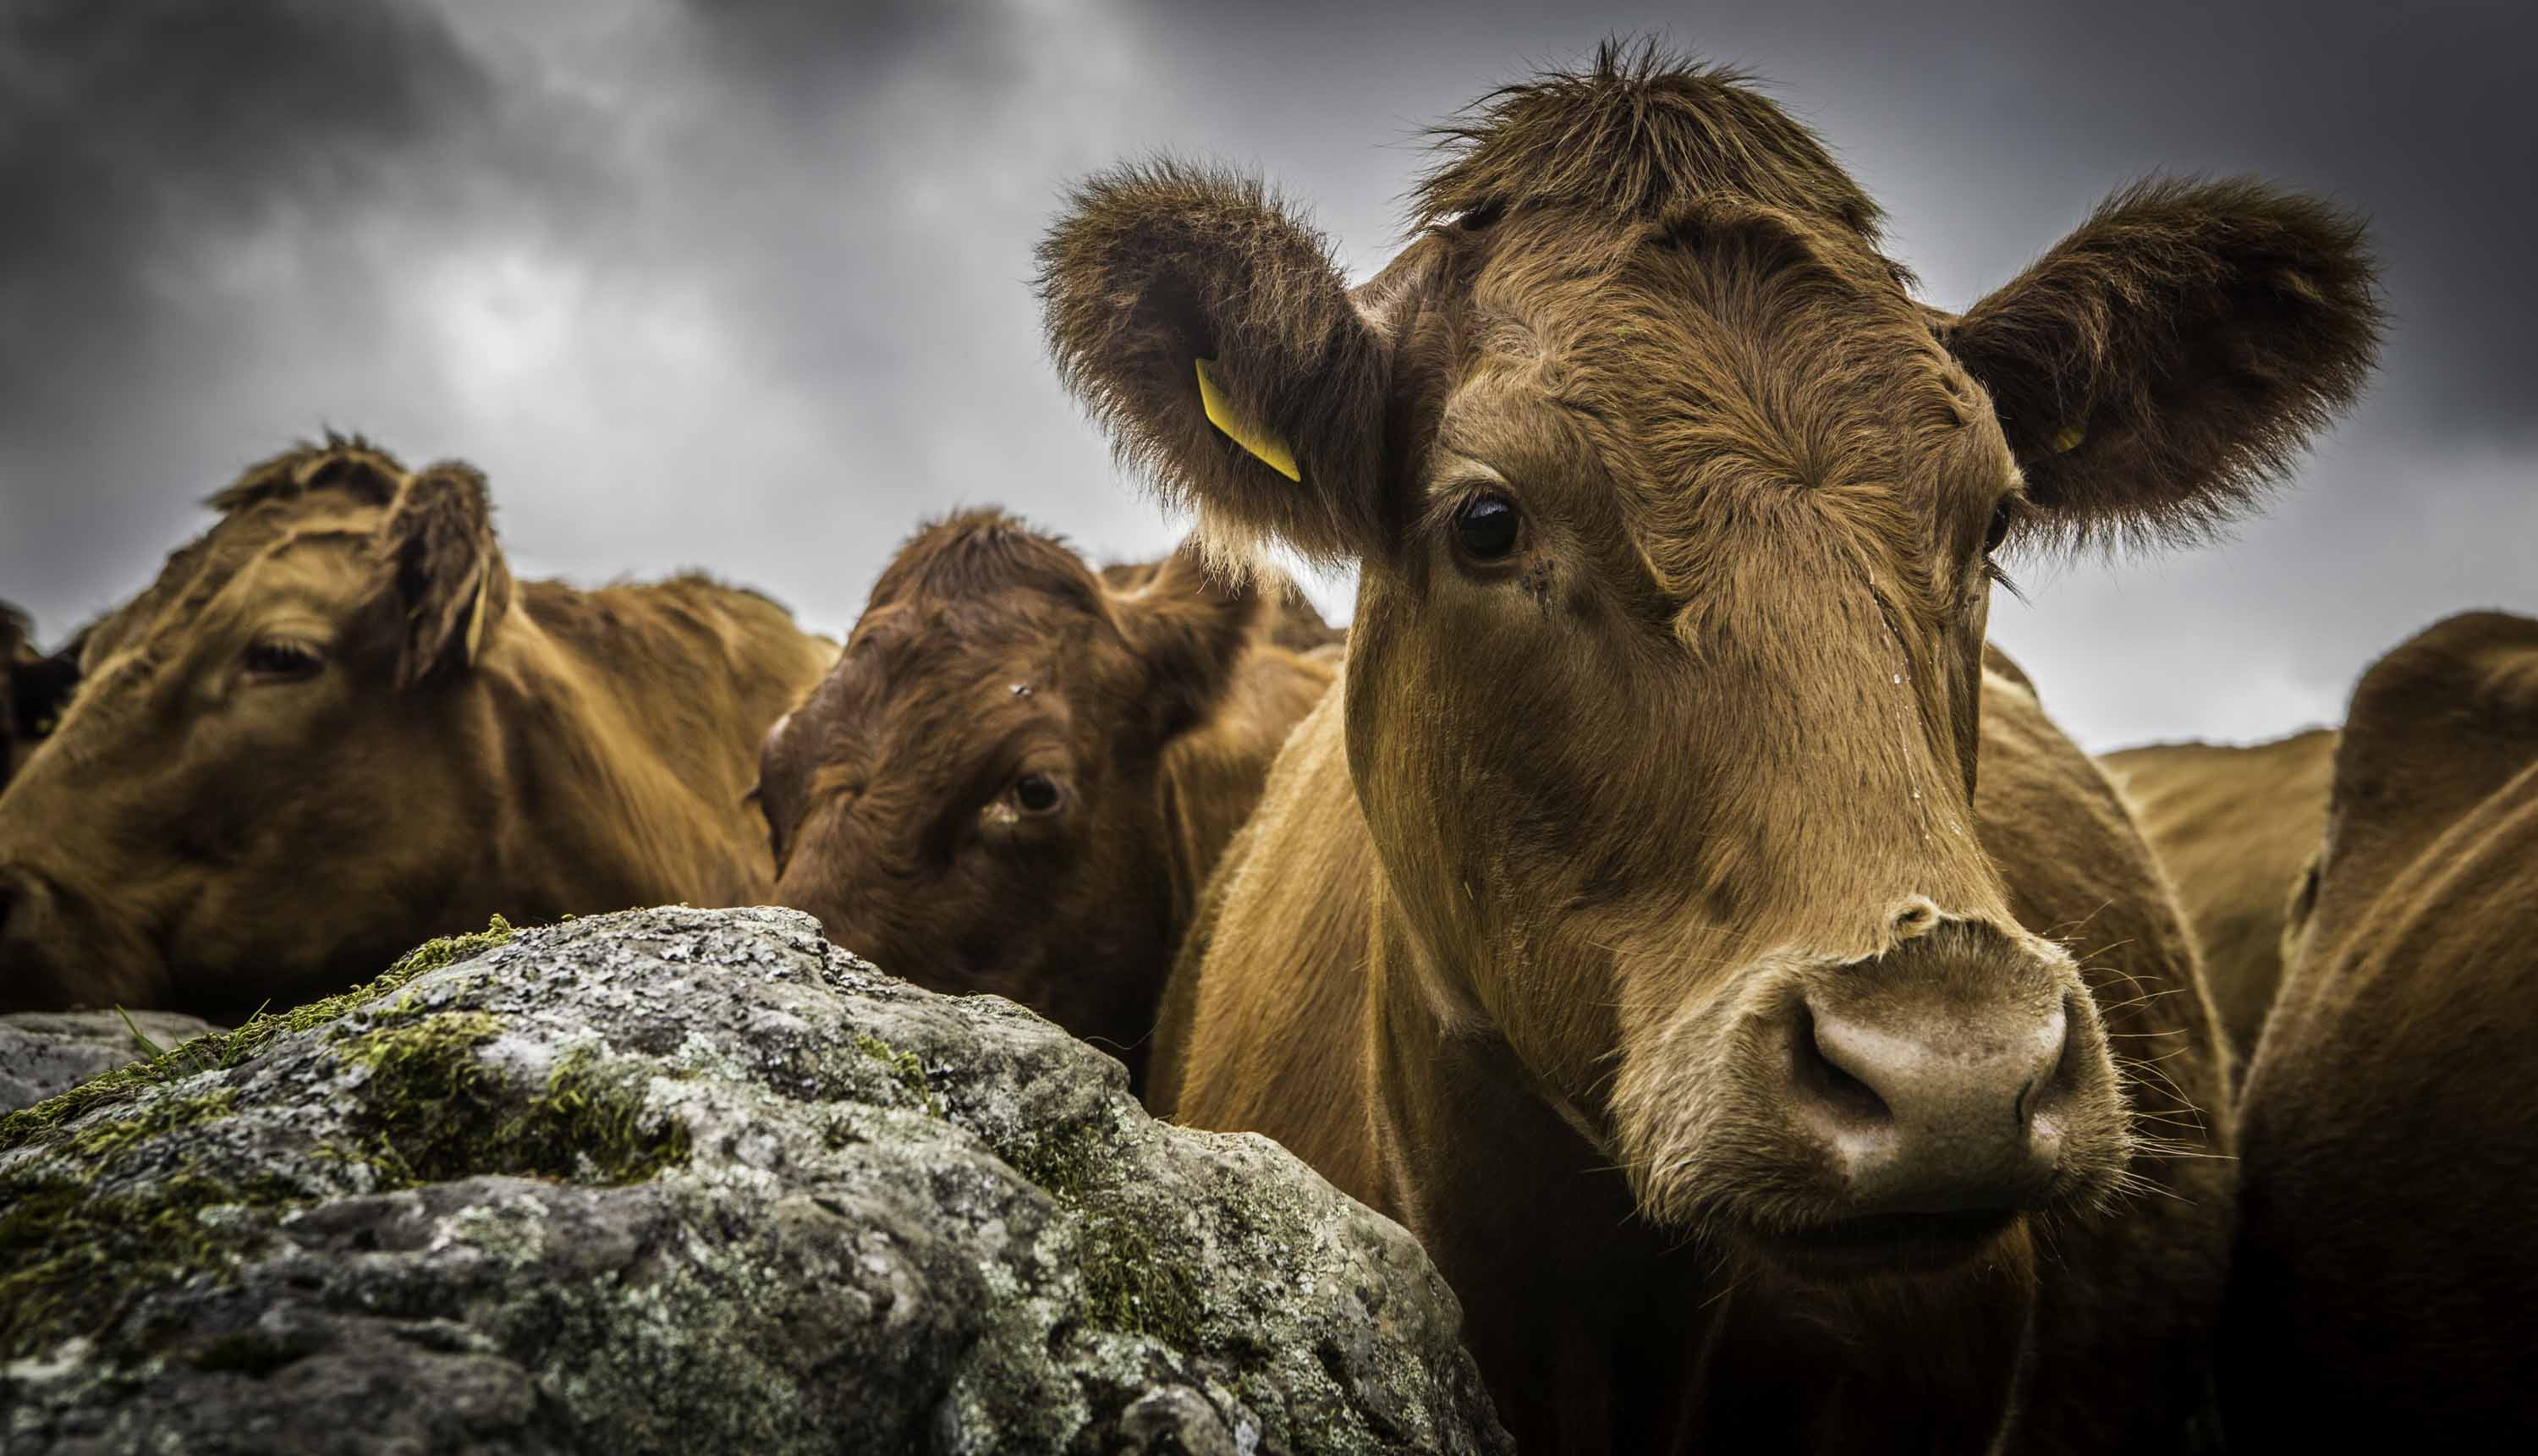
[0,437,520,1014]
[755,511,1296,1080]
[3,612,85,792]
[2285,612,2538,975]
[1041,47,2378,1277]
[2,604,31,784]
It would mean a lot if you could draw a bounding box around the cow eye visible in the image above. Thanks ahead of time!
[244,640,324,681]
[1983,503,2013,555]
[1454,492,1523,563]
[1014,772,1063,815]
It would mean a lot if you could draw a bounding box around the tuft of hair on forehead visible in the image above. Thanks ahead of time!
[1414,38,1883,243]
[869,508,1107,617]
[206,431,408,514]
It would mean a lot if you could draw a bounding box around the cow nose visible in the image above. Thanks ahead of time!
[1787,986,2076,1215]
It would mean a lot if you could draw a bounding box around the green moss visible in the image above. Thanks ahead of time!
[0,917,699,1367]
[338,1016,688,1189]
[0,1170,299,1361]
[0,917,516,1156]
[1073,1206,1206,1348]
[1003,1118,1106,1206]
[49,1090,239,1168]
[852,1033,940,1118]
[999,1115,1206,1348]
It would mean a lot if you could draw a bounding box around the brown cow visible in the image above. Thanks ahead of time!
[0,436,836,1018]
[2,611,85,792]
[755,510,1339,1090]
[2226,612,2538,1443]
[2101,728,2337,1069]
[1042,45,2377,1453]
[0,604,30,787]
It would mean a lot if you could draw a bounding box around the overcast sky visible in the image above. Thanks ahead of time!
[2,0,2528,750]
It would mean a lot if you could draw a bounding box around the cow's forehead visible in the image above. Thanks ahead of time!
[816,608,1096,743]
[1426,223,2008,585]
[86,500,385,670]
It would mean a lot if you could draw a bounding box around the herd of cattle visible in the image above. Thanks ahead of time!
[3,47,2528,1455]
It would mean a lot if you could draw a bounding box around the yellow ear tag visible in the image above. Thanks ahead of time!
[2050,424,2086,454]
[1194,358,1301,482]
[462,565,493,666]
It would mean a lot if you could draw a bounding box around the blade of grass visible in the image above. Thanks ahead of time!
[115,1007,167,1061]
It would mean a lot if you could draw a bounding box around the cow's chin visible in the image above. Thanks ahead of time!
[1729,1206,2027,1285]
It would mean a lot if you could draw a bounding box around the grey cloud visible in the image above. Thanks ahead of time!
[0,0,491,415]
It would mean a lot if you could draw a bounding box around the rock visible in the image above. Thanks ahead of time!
[0,907,1510,1455]
[0,1011,228,1113]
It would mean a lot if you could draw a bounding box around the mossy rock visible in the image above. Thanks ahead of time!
[0,906,1508,1455]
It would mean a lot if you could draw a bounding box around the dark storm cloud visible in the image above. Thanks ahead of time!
[0,0,614,638]
[0,0,486,420]
[678,0,1008,101]
[0,0,2527,750]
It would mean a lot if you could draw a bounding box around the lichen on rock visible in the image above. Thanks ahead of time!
[0,906,1508,1454]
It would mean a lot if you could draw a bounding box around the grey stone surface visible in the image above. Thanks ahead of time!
[0,906,1508,1454]
[0,1010,227,1113]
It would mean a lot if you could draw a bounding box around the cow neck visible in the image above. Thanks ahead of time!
[1360,890,1728,1452]
[470,600,761,914]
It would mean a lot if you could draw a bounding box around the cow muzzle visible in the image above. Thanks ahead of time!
[1762,921,2123,1276]
[1614,917,2129,1281]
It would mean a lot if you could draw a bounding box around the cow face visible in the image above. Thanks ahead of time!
[756,513,1269,1076]
[1041,52,2379,1277]
[0,439,515,1014]
[4,625,85,791]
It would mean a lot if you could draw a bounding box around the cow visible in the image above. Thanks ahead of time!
[0,436,838,1019]
[2225,612,2538,1443]
[2101,728,2337,1070]
[1,604,30,786]
[2,610,85,792]
[755,509,1340,1091]
[1040,44,2379,1453]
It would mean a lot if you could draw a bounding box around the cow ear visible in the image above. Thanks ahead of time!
[373,462,514,689]
[1940,178,2381,547]
[2331,611,2538,862]
[1040,162,1390,569]
[1112,539,1266,742]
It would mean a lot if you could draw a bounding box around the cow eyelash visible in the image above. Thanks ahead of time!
[1984,558,2030,604]
[243,639,326,680]
[1980,495,2034,603]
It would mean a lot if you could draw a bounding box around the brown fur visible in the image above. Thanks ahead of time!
[0,603,30,789]
[1046,45,2372,1453]
[2101,728,2336,1069]
[2226,612,2538,1442]
[0,437,836,1017]
[760,511,1337,1090]
[1936,179,2379,550]
[2,609,85,793]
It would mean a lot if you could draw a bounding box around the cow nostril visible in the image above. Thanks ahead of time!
[2021,992,2086,1124]
[1789,1001,1893,1134]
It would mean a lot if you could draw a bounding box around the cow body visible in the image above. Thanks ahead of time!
[1044,44,2376,1452]
[2102,728,2336,1069]
[758,512,1338,1088]
[2226,612,2538,1442]
[0,437,834,1017]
